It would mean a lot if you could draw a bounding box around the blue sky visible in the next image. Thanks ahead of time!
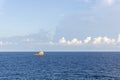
[0,0,120,51]
[0,0,90,37]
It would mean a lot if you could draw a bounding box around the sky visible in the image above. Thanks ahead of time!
[0,0,120,51]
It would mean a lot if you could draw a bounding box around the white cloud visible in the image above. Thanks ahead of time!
[70,38,82,45]
[59,37,82,45]
[93,36,116,45]
[58,35,119,46]
[93,37,102,44]
[59,37,67,44]
[1,34,120,47]
[117,34,120,43]
[103,36,115,44]
[2,34,120,51]
[84,37,91,44]
[0,40,14,46]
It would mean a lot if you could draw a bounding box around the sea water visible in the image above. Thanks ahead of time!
[0,52,120,80]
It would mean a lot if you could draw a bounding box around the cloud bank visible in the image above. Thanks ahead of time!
[59,37,82,45]
[1,34,120,52]
[1,34,120,47]
[58,34,120,45]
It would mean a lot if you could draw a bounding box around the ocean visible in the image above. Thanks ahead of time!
[0,52,120,80]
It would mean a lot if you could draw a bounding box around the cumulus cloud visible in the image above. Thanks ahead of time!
[58,34,120,45]
[69,38,82,45]
[59,37,67,44]
[1,34,120,47]
[102,36,115,44]
[1,34,120,51]
[59,37,82,45]
[84,37,91,44]
[93,37,102,44]
[93,36,116,45]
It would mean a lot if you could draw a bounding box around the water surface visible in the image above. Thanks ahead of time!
[0,52,120,80]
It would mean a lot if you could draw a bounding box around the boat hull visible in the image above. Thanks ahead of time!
[34,51,44,56]
[34,54,44,56]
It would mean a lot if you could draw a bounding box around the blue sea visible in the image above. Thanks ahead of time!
[0,52,120,80]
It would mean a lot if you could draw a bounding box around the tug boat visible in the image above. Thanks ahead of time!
[34,51,44,56]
